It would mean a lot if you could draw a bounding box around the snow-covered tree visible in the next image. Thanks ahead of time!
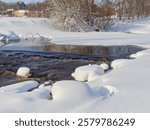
[47,0,115,31]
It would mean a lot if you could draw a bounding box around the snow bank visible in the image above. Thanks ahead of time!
[0,81,39,94]
[1,17,150,112]
[71,64,104,82]
[52,80,93,102]
[0,17,54,39]
[1,17,150,47]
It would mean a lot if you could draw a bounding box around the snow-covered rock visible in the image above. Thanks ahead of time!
[72,64,104,82]
[111,59,129,69]
[38,84,45,88]
[52,80,92,102]
[100,63,109,71]
[130,51,145,58]
[16,67,31,78]
[130,54,137,58]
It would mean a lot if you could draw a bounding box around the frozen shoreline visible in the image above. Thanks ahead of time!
[1,17,150,47]
[0,17,150,112]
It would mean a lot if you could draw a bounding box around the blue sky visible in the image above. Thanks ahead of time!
[1,0,44,3]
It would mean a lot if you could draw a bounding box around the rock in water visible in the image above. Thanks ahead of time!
[16,67,31,78]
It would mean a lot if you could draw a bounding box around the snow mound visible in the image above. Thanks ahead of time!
[130,51,145,58]
[0,81,39,94]
[130,54,137,58]
[72,64,104,82]
[52,80,92,102]
[100,63,109,71]
[111,59,129,69]
[16,67,31,78]
[98,85,116,97]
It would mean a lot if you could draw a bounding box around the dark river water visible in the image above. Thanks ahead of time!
[0,38,145,87]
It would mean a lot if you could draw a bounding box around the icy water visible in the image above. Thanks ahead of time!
[0,38,145,86]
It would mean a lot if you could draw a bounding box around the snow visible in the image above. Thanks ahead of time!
[71,64,104,82]
[16,67,31,78]
[0,34,5,40]
[1,17,150,47]
[0,32,20,43]
[0,17,54,39]
[0,49,150,112]
[111,59,130,69]
[130,51,145,58]
[100,63,109,71]
[1,17,150,112]
[97,85,116,97]
[52,81,93,102]
[0,81,39,94]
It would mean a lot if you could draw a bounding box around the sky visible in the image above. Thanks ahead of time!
[1,0,44,4]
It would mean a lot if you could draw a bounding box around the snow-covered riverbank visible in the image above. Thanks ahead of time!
[0,17,150,112]
[1,17,150,47]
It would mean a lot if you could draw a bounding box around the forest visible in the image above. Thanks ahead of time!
[1,0,150,31]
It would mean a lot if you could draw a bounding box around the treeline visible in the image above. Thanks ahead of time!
[116,0,150,19]
[46,0,150,31]
[1,0,150,31]
[0,1,48,12]
[0,1,19,11]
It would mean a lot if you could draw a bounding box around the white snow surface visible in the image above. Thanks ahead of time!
[52,81,93,102]
[100,63,109,71]
[0,81,39,94]
[1,17,150,47]
[0,17,150,112]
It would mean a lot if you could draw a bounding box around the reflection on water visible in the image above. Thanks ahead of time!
[33,42,144,59]
[1,37,145,59]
